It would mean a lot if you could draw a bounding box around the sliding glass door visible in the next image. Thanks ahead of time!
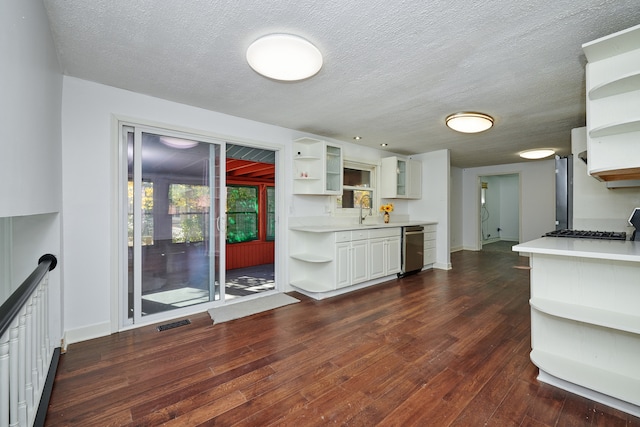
[122,124,224,325]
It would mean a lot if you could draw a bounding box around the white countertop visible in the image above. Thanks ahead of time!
[513,237,640,262]
[289,221,436,233]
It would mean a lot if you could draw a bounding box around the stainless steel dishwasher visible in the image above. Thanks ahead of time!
[400,225,424,277]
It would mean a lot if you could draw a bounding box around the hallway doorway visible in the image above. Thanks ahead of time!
[478,173,520,251]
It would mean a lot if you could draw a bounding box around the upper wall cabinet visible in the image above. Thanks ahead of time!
[293,137,343,195]
[583,24,640,182]
[380,156,422,199]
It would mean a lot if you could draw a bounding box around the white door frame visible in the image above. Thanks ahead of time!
[111,116,285,332]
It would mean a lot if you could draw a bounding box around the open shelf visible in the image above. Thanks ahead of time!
[290,253,332,263]
[589,71,640,100]
[531,349,640,407]
[589,119,640,138]
[530,298,640,335]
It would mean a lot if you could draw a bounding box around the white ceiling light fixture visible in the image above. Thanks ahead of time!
[519,149,556,159]
[246,34,323,81]
[445,112,494,133]
[159,136,199,149]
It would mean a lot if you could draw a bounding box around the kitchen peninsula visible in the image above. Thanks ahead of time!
[289,220,437,300]
[513,237,640,416]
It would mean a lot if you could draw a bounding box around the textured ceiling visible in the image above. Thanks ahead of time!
[43,0,640,168]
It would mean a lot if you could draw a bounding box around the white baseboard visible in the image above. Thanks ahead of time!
[433,261,452,270]
[63,321,112,349]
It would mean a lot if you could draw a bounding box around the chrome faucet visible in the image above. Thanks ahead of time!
[359,194,372,224]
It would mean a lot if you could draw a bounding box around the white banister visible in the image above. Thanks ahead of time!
[0,255,58,427]
[0,334,9,427]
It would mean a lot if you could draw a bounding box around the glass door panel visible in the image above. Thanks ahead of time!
[325,144,342,192]
[124,126,223,325]
[396,159,407,196]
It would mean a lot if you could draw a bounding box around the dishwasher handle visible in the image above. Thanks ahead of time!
[403,225,424,235]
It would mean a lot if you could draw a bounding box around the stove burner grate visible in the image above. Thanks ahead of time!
[544,229,627,241]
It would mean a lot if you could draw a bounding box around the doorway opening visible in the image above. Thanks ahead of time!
[478,173,520,253]
[224,144,276,301]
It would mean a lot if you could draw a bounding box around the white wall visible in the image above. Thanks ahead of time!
[61,77,395,342]
[572,127,640,233]
[450,167,464,252]
[460,160,555,250]
[0,1,63,339]
[0,0,62,218]
[409,149,451,269]
[499,175,520,240]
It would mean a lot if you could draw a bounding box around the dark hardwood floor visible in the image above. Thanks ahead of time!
[45,250,640,426]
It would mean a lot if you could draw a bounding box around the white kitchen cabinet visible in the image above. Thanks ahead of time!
[335,231,369,288]
[423,224,437,266]
[380,156,421,199]
[369,228,401,279]
[350,239,369,285]
[293,137,343,195]
[335,242,350,288]
[583,24,640,182]
[289,226,401,295]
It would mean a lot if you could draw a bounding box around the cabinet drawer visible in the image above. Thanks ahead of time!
[424,231,437,242]
[368,227,401,239]
[335,231,351,243]
[350,230,369,241]
[424,248,436,264]
[424,239,436,249]
[423,224,437,232]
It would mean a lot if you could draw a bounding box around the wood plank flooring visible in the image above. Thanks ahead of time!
[45,249,640,426]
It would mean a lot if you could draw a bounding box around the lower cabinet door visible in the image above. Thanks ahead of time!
[335,243,351,288]
[387,237,401,274]
[350,240,369,284]
[369,238,386,279]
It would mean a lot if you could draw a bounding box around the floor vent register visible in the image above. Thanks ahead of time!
[156,319,191,332]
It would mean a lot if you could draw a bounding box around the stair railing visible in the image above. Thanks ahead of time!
[0,254,59,427]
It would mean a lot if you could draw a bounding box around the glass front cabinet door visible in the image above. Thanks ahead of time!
[380,156,421,199]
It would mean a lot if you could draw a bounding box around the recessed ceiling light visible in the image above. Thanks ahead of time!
[445,112,494,133]
[353,136,362,140]
[246,34,323,81]
[380,143,388,147]
[519,149,556,159]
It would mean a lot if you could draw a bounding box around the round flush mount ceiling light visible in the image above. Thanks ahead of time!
[445,112,494,133]
[159,136,198,149]
[246,34,323,81]
[519,149,556,159]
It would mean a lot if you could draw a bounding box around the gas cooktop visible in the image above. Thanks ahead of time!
[544,229,627,241]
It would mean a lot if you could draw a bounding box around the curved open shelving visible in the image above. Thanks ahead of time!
[589,119,640,138]
[589,71,640,100]
[530,298,640,335]
[290,253,332,263]
[531,350,640,410]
